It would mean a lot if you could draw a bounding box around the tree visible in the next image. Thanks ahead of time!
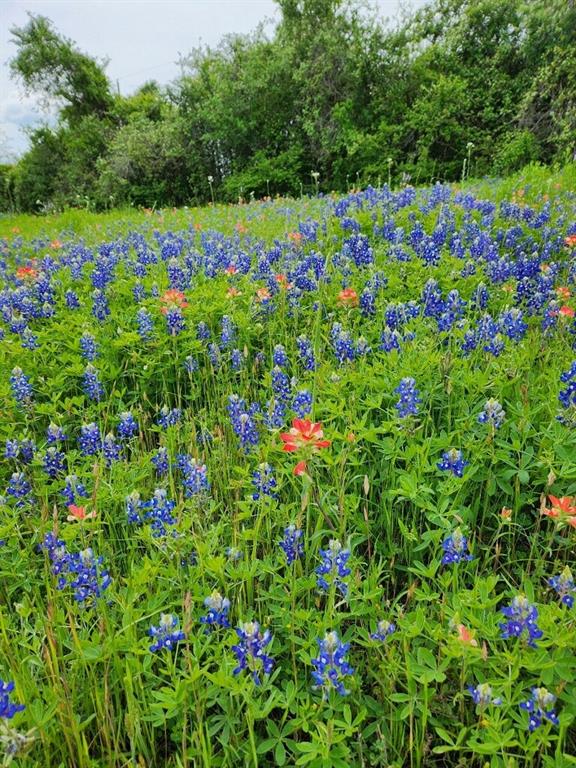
[10,14,113,123]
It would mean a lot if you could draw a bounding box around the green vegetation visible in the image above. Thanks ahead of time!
[1,0,575,213]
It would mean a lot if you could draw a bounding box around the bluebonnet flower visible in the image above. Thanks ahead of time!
[271,366,291,402]
[47,423,66,443]
[6,473,31,502]
[43,447,66,479]
[232,621,274,685]
[157,406,181,428]
[316,539,351,597]
[0,681,25,719]
[10,367,33,407]
[78,423,101,456]
[279,524,304,564]
[360,287,376,316]
[227,395,259,451]
[177,454,210,497]
[520,688,559,732]
[152,447,169,477]
[331,324,356,365]
[136,308,154,340]
[548,566,576,608]
[102,433,122,467]
[558,361,576,426]
[437,449,469,478]
[118,411,138,439]
[499,308,528,341]
[184,354,198,373]
[91,289,110,322]
[371,619,396,642]
[19,439,36,464]
[468,683,502,708]
[252,463,278,501]
[40,534,111,605]
[311,631,354,698]
[21,327,39,349]
[80,332,98,361]
[380,326,402,353]
[262,398,287,429]
[125,491,141,524]
[196,321,210,341]
[478,398,505,429]
[5,440,20,460]
[220,315,236,348]
[226,546,243,563]
[394,377,421,418]
[208,342,221,369]
[66,547,112,604]
[165,306,185,336]
[230,348,243,371]
[499,595,543,648]
[292,389,313,418]
[65,289,80,309]
[296,335,316,371]
[61,475,88,505]
[441,528,473,565]
[149,614,186,652]
[137,489,177,537]
[200,591,231,629]
[273,344,288,367]
[82,365,104,402]
[343,233,373,267]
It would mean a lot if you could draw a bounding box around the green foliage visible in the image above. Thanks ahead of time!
[5,0,576,212]
[9,13,113,123]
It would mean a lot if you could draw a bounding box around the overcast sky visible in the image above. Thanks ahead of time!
[0,0,428,161]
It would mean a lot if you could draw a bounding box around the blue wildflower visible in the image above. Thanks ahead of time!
[279,524,304,565]
[394,377,421,418]
[371,619,396,642]
[43,447,66,479]
[61,475,88,505]
[478,398,505,429]
[292,389,313,417]
[232,621,274,685]
[311,631,354,698]
[441,528,474,565]
[118,411,138,440]
[47,423,66,443]
[102,433,122,467]
[437,449,469,477]
[0,681,25,719]
[252,463,278,501]
[80,333,98,361]
[149,614,186,652]
[499,595,543,648]
[157,406,181,428]
[520,687,559,732]
[467,683,502,708]
[10,367,33,407]
[136,308,154,340]
[316,539,351,597]
[152,447,169,477]
[548,566,576,608]
[78,423,101,456]
[200,591,231,629]
[82,365,104,402]
[177,454,210,497]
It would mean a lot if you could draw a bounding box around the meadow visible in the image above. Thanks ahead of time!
[1,163,575,767]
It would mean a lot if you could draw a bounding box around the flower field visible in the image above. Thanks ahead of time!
[1,165,576,767]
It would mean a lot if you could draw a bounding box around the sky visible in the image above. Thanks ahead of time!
[0,0,429,162]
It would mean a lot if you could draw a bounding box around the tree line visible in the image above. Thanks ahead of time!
[1,0,575,213]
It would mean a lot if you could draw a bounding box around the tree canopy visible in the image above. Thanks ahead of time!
[3,0,575,212]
